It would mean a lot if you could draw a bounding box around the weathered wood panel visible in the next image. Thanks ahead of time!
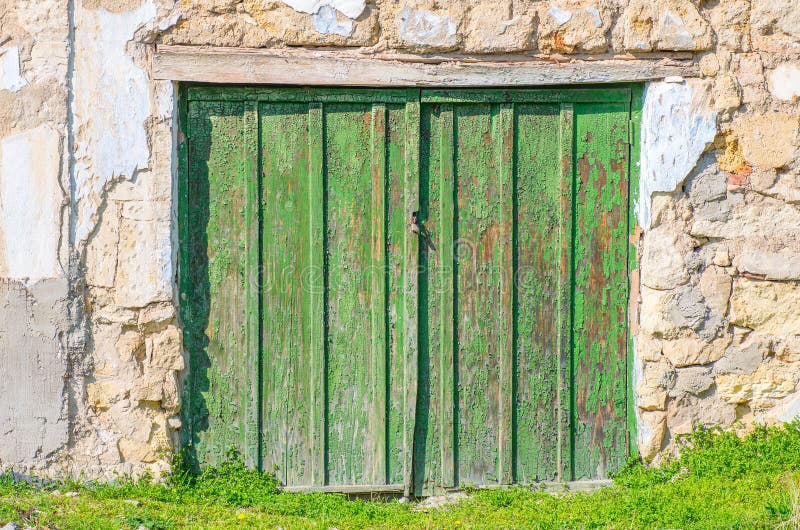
[155,45,698,86]
[259,103,317,485]
[514,104,564,483]
[183,87,633,493]
[386,102,412,487]
[184,100,259,467]
[572,103,631,479]
[324,103,385,485]
[257,98,413,488]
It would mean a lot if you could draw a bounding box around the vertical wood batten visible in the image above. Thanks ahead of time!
[627,87,642,458]
[497,104,515,485]
[244,101,261,469]
[370,104,388,484]
[307,103,326,486]
[178,87,191,449]
[438,105,456,489]
[557,103,575,482]
[403,96,420,497]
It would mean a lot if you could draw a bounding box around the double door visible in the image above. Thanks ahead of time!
[181,87,634,495]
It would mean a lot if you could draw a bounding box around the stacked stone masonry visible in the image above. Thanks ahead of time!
[0,0,799,476]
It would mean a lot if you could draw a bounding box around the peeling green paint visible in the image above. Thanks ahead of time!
[181,87,636,494]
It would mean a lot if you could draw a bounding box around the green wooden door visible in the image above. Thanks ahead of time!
[414,90,632,494]
[181,86,634,494]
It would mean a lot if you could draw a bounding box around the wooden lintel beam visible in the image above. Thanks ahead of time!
[153,45,699,87]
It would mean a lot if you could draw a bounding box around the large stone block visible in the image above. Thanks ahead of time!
[714,339,764,376]
[737,245,800,281]
[636,359,671,411]
[662,333,729,367]
[751,0,800,52]
[114,201,173,308]
[640,223,693,290]
[85,200,120,289]
[717,362,797,405]
[699,265,731,316]
[139,302,177,332]
[705,0,749,50]
[668,366,714,398]
[117,329,145,363]
[537,1,610,54]
[117,410,171,464]
[640,285,679,337]
[692,196,800,241]
[462,0,535,54]
[146,325,185,371]
[243,0,379,47]
[737,115,798,170]
[87,380,123,410]
[387,3,461,51]
[637,410,666,461]
[730,278,800,335]
[667,394,736,436]
[618,0,712,52]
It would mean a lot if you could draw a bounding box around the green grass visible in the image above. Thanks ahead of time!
[3,424,800,529]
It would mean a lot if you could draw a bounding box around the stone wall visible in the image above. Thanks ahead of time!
[0,0,798,476]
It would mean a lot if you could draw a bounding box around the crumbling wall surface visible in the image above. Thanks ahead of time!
[0,0,72,471]
[632,1,800,460]
[2,0,800,476]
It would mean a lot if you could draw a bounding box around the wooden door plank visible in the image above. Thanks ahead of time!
[184,100,255,468]
[244,102,261,468]
[627,87,644,457]
[415,103,457,494]
[309,103,327,486]
[369,103,389,485]
[414,103,445,495]
[453,104,506,486]
[437,105,456,490]
[324,103,378,485]
[513,104,564,483]
[258,102,321,486]
[572,103,630,479]
[403,98,420,497]
[558,103,575,482]
[497,104,515,485]
[386,102,411,486]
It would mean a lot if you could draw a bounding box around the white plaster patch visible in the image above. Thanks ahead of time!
[397,7,457,47]
[585,7,602,28]
[314,5,354,36]
[548,7,573,26]
[72,0,158,245]
[636,414,653,450]
[0,126,63,281]
[770,63,800,101]
[639,81,717,229]
[154,81,175,120]
[0,46,27,92]
[280,0,365,19]
[777,394,800,423]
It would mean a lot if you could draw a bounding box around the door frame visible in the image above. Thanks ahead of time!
[176,84,644,495]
